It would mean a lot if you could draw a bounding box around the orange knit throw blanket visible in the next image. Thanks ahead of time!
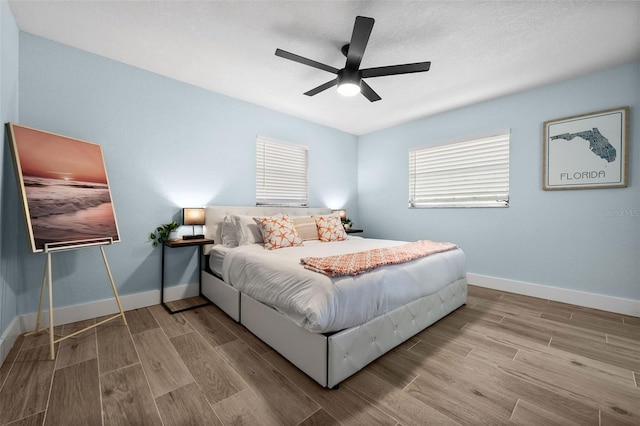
[300,240,458,277]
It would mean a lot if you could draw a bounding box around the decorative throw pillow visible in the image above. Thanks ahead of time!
[313,215,347,242]
[292,217,319,241]
[254,214,303,250]
[232,215,264,245]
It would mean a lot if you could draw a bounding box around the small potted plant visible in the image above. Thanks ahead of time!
[149,221,180,247]
[341,217,352,230]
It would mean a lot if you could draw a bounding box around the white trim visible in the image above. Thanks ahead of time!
[0,316,21,366]
[468,273,639,317]
[163,282,200,303]
[5,273,636,368]
[17,283,198,333]
[1,287,169,365]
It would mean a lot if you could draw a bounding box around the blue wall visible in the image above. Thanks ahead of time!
[0,0,20,342]
[358,62,639,301]
[16,33,358,313]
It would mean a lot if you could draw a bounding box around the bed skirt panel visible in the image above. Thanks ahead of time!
[201,271,241,322]
[239,277,467,388]
[327,277,467,387]
[241,293,330,387]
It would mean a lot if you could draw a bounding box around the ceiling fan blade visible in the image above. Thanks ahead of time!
[361,61,431,78]
[275,48,339,74]
[360,81,381,102]
[345,16,375,70]
[304,79,338,96]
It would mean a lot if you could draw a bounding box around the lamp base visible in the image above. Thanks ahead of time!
[183,234,205,240]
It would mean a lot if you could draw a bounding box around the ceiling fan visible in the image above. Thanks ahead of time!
[275,16,431,102]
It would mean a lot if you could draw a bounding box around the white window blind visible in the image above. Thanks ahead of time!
[256,137,308,206]
[409,132,510,208]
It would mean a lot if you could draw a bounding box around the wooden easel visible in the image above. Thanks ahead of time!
[26,238,127,360]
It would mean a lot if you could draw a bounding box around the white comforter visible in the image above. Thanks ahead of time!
[219,238,466,333]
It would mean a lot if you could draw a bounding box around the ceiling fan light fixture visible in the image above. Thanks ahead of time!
[336,69,361,96]
[337,81,361,96]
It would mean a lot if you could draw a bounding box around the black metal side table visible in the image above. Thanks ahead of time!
[161,238,214,313]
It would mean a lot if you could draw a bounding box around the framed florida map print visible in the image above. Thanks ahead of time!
[543,107,628,190]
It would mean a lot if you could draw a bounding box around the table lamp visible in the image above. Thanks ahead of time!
[182,208,205,240]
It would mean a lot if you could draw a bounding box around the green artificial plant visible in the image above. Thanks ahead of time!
[149,221,179,247]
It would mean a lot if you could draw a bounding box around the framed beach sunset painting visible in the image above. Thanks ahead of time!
[6,123,120,253]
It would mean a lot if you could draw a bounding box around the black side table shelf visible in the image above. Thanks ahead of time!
[161,238,214,314]
[346,228,363,234]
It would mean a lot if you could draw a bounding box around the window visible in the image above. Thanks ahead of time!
[409,132,510,208]
[256,137,308,206]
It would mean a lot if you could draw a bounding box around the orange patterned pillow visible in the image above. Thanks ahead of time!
[254,214,303,250]
[313,215,347,242]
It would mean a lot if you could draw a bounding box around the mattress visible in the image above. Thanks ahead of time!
[208,244,229,277]
[215,238,466,333]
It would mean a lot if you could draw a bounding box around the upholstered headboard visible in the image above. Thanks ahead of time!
[203,205,333,253]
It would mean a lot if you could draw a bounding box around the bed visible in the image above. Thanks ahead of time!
[200,206,467,388]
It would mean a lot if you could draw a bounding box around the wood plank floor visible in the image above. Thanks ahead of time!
[0,286,638,425]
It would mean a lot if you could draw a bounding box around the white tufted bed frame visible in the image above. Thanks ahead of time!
[200,206,467,388]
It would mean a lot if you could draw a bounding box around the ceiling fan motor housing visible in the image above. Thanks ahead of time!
[338,68,361,87]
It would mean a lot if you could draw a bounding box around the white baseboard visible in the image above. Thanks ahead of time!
[468,273,640,317]
[0,316,21,366]
[17,283,199,335]
[163,282,200,303]
[5,274,635,366]
[1,283,198,366]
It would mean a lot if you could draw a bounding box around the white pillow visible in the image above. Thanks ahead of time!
[232,214,264,245]
[220,216,238,247]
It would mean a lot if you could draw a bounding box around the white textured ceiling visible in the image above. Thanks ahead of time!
[8,1,640,135]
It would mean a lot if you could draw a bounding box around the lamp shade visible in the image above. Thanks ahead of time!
[332,209,347,220]
[183,208,205,226]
